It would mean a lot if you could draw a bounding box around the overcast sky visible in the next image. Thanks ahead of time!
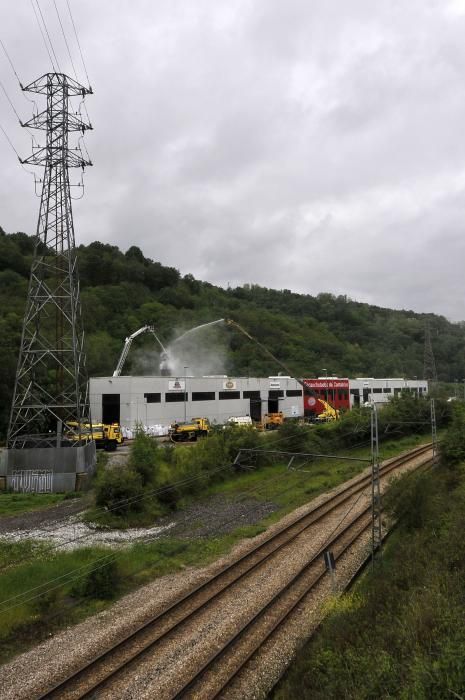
[2,1,465,319]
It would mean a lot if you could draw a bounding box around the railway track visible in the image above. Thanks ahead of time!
[37,443,433,700]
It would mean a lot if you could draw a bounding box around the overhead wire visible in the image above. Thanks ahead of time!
[0,422,430,612]
[53,0,77,80]
[0,75,37,144]
[0,428,431,613]
[0,37,21,84]
[29,0,57,72]
[0,77,22,122]
[4,426,376,565]
[20,467,316,625]
[0,119,40,179]
[34,0,62,73]
[0,34,40,118]
[0,120,21,159]
[65,0,90,86]
[0,455,314,615]
[1,430,330,569]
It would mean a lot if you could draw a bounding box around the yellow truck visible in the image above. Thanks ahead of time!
[90,423,124,451]
[262,412,285,430]
[66,422,123,451]
[169,417,211,443]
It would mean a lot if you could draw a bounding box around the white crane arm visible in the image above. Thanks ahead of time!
[113,325,153,377]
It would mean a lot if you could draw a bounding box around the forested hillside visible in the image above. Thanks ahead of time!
[1,225,464,435]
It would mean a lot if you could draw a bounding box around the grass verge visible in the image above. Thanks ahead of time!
[0,492,77,518]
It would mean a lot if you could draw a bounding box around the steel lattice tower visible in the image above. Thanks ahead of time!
[423,320,437,384]
[7,73,92,449]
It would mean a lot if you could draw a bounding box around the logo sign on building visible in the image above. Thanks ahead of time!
[168,379,185,391]
[269,380,281,389]
[223,379,237,390]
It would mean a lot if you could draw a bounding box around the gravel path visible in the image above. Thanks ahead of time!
[0,494,278,550]
[0,447,430,700]
[0,515,175,550]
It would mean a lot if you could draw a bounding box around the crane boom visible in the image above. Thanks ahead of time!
[225,319,299,383]
[225,319,333,409]
[113,325,166,377]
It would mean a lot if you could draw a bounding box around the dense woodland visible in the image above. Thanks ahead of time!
[1,224,465,435]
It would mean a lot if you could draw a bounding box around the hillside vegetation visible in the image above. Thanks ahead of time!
[1,225,464,436]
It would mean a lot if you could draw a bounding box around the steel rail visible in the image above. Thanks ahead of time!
[175,457,434,698]
[36,443,432,699]
[173,504,374,699]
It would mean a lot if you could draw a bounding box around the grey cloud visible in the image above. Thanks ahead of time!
[1,1,465,321]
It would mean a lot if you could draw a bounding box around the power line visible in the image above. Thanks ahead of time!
[0,36,21,84]
[30,0,57,71]
[0,77,22,121]
[66,0,90,86]
[0,120,21,159]
[34,0,62,72]
[0,461,312,615]
[0,77,38,144]
[1,431,320,569]
[0,118,41,181]
[0,34,40,117]
[53,0,78,80]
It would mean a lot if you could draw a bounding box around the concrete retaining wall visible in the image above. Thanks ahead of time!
[0,441,96,493]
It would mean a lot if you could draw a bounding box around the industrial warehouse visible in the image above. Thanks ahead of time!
[89,374,428,431]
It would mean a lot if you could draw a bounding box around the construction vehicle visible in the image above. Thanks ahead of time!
[65,422,123,451]
[113,325,168,377]
[262,412,285,430]
[91,423,124,450]
[312,399,339,422]
[169,417,211,443]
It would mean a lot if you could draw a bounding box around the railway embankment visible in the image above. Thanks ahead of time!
[272,413,465,700]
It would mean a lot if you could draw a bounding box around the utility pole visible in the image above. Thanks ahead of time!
[431,398,438,464]
[184,366,189,422]
[371,403,382,563]
[7,73,92,450]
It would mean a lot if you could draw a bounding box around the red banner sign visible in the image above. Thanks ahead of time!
[303,379,349,390]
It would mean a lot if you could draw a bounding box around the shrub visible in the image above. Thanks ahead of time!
[95,468,145,515]
[73,559,120,600]
[440,403,465,466]
[128,429,159,486]
[384,471,437,531]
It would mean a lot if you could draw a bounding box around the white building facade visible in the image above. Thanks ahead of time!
[348,377,428,408]
[89,374,429,431]
[89,375,304,430]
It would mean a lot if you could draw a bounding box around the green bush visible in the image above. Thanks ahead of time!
[72,559,120,600]
[440,403,465,466]
[95,468,145,515]
[384,471,438,531]
[128,429,159,486]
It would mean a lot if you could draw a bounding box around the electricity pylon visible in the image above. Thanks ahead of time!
[423,320,437,385]
[7,73,92,449]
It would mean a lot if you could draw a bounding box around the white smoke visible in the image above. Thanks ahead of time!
[130,319,229,376]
